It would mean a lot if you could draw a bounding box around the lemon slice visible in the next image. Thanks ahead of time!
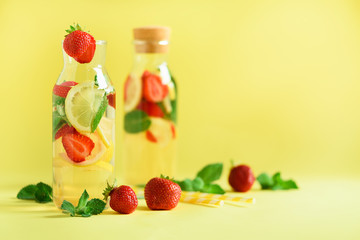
[124,74,142,112]
[65,82,106,133]
[148,117,173,147]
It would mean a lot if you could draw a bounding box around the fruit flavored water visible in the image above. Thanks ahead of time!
[52,33,115,208]
[123,26,177,185]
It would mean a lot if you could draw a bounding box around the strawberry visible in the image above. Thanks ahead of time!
[144,177,181,210]
[62,133,95,163]
[107,92,116,109]
[103,183,138,214]
[63,24,96,64]
[54,124,77,140]
[228,164,255,192]
[142,70,168,102]
[137,99,164,118]
[53,81,78,98]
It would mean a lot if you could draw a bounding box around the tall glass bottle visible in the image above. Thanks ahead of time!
[52,41,116,208]
[123,26,177,185]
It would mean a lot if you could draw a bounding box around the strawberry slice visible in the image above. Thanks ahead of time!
[142,71,167,102]
[146,131,157,143]
[62,133,95,163]
[53,81,78,98]
[107,92,116,109]
[55,124,77,140]
[162,85,169,99]
[137,100,164,118]
[171,124,176,139]
[61,81,78,87]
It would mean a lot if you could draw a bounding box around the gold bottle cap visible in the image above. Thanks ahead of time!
[133,26,171,53]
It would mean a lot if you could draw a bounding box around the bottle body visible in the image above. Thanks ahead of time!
[52,41,115,208]
[123,53,177,185]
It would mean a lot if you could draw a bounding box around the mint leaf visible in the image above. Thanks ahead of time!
[177,179,194,191]
[17,182,52,203]
[94,75,99,87]
[257,172,298,190]
[52,96,72,140]
[272,172,298,190]
[124,110,151,133]
[53,111,65,140]
[76,190,89,213]
[169,74,177,123]
[174,163,224,194]
[192,177,204,191]
[34,182,52,203]
[169,99,177,123]
[17,184,37,200]
[201,184,225,194]
[61,200,75,217]
[91,94,108,132]
[61,190,106,217]
[53,94,65,106]
[158,99,177,123]
[37,182,52,196]
[196,163,223,184]
[257,173,273,189]
[85,199,106,215]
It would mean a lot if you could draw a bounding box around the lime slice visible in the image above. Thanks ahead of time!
[65,82,106,133]
[124,74,142,112]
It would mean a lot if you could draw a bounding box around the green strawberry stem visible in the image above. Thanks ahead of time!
[65,23,88,36]
[230,159,235,168]
[160,174,175,181]
[102,180,117,201]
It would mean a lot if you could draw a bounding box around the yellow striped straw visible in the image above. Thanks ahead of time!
[180,196,224,207]
[181,192,255,204]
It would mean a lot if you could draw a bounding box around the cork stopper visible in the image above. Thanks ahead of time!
[133,26,171,53]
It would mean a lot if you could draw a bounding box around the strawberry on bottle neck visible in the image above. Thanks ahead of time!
[63,24,96,64]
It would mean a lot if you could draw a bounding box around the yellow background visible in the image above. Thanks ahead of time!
[1,0,360,239]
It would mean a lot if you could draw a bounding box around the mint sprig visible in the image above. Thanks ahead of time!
[52,93,71,140]
[257,172,298,190]
[17,182,52,203]
[173,163,225,194]
[61,190,106,217]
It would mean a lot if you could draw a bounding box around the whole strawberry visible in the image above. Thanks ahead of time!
[103,183,138,214]
[144,176,181,210]
[63,24,96,64]
[228,164,255,192]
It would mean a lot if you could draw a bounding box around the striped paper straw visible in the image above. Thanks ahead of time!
[181,192,255,204]
[180,196,224,207]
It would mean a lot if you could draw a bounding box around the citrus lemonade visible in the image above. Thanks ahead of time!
[52,40,115,208]
[122,27,177,185]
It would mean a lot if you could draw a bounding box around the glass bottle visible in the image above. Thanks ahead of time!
[52,40,116,208]
[122,26,177,185]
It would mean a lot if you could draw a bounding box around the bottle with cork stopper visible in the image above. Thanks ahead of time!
[122,26,177,185]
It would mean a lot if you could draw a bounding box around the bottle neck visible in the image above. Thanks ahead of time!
[132,38,169,71]
[133,52,168,69]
